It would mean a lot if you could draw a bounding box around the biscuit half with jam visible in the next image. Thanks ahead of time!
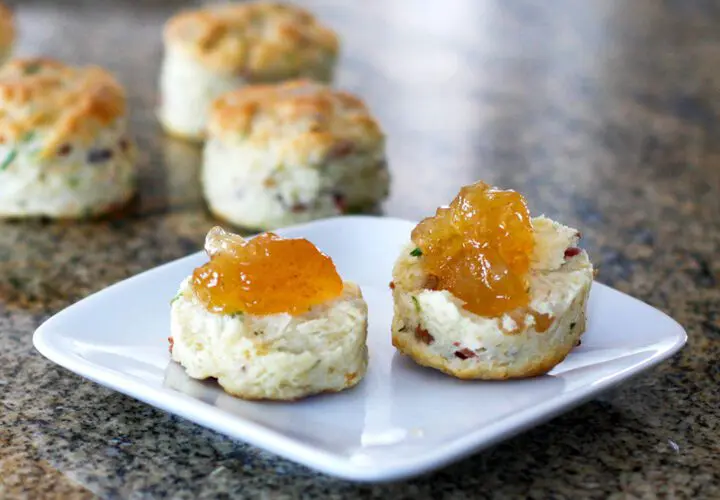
[390,182,593,379]
[170,226,368,400]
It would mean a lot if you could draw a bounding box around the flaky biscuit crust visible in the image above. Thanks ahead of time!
[201,80,388,229]
[164,1,338,78]
[209,79,383,155]
[0,58,126,157]
[391,288,589,380]
[170,280,369,401]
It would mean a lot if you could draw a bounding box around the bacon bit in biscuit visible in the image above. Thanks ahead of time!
[119,138,129,153]
[291,203,307,213]
[168,336,174,354]
[564,247,582,259]
[389,281,395,290]
[332,192,346,213]
[328,139,354,159]
[415,325,434,344]
[263,177,277,188]
[57,144,72,157]
[344,372,357,384]
[236,67,254,79]
[454,348,476,360]
[452,341,460,347]
[425,274,440,290]
[575,338,582,347]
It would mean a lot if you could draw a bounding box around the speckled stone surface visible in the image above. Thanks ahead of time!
[1,0,719,498]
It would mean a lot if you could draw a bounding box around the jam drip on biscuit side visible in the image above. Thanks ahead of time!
[411,181,535,317]
[192,227,343,315]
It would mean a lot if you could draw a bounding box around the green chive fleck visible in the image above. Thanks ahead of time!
[25,63,42,75]
[411,296,421,313]
[22,131,36,143]
[410,247,423,257]
[229,311,244,319]
[170,292,182,305]
[0,150,17,171]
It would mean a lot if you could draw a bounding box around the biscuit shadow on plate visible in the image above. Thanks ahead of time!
[388,351,567,435]
[163,360,224,407]
[162,360,368,454]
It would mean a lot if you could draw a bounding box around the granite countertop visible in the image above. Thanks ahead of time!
[1,0,719,498]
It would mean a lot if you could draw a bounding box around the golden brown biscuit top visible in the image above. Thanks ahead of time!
[0,58,127,157]
[0,3,14,50]
[164,1,338,77]
[208,80,383,157]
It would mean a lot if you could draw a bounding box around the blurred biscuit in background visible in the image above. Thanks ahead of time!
[202,79,389,230]
[0,58,137,218]
[158,1,339,142]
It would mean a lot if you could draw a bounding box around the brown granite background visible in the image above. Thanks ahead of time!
[1,0,719,498]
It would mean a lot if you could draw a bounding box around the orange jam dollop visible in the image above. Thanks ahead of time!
[411,181,535,317]
[191,227,343,316]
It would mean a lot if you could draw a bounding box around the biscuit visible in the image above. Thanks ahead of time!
[391,216,593,379]
[0,58,136,218]
[159,1,339,141]
[202,79,389,230]
[170,271,368,400]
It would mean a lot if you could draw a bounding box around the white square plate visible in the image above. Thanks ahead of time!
[33,216,687,482]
